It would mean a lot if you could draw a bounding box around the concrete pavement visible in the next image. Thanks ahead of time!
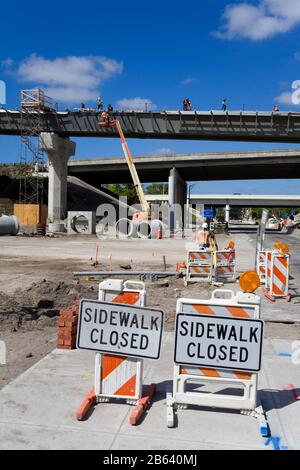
[0,333,299,450]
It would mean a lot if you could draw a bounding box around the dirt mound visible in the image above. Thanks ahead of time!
[0,279,98,332]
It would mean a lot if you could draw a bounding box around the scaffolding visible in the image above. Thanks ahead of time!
[18,89,55,206]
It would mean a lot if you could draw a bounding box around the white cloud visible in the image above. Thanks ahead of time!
[116,97,157,111]
[152,147,173,155]
[181,77,197,85]
[1,58,14,68]
[274,92,293,105]
[294,52,300,61]
[9,54,123,103]
[215,0,300,41]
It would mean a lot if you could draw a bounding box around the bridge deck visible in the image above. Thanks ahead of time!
[1,109,300,143]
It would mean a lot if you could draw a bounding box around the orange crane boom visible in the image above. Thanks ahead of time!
[99,113,150,220]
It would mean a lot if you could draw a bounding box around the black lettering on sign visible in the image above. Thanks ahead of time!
[96,309,107,324]
[140,315,149,330]
[99,329,107,345]
[208,344,217,359]
[240,347,249,362]
[207,323,215,339]
[110,331,118,346]
[217,323,228,340]
[130,333,139,349]
[196,322,204,338]
[140,335,149,350]
[151,316,159,331]
[84,307,92,322]
[180,321,188,336]
[250,327,258,343]
[91,328,98,344]
[187,342,195,357]
[110,311,118,326]
[219,344,227,360]
[228,326,237,341]
[239,326,247,342]
[119,311,130,327]
[120,332,129,347]
[229,346,238,362]
[130,314,139,328]
[196,343,205,358]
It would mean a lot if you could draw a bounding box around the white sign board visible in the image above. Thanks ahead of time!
[77,300,164,360]
[174,314,263,372]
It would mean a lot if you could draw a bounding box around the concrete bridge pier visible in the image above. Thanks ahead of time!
[225,204,230,223]
[40,132,76,232]
[168,168,187,235]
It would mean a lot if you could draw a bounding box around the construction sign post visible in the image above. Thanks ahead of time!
[174,314,263,372]
[76,279,163,425]
[167,285,268,436]
[77,300,163,359]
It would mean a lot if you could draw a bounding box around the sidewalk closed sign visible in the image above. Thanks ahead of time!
[77,300,164,359]
[174,314,263,372]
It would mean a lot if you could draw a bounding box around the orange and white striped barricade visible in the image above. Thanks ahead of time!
[184,250,213,285]
[166,289,268,436]
[214,249,236,283]
[256,250,267,285]
[263,251,291,302]
[76,279,156,425]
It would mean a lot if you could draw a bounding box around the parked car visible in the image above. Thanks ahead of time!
[267,218,282,230]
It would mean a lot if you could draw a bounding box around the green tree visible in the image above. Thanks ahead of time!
[104,183,138,205]
[143,183,168,195]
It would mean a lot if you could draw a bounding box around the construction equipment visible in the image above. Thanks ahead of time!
[99,112,150,221]
[19,89,55,207]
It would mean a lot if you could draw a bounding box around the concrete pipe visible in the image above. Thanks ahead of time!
[137,220,152,239]
[115,218,134,238]
[0,215,19,235]
[149,219,165,239]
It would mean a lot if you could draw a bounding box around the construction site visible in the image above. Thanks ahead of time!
[0,84,300,452]
[6,0,300,455]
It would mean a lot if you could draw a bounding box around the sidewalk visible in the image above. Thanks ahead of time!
[1,334,299,450]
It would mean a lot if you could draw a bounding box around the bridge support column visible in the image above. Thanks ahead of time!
[168,168,187,235]
[225,204,230,223]
[40,132,76,232]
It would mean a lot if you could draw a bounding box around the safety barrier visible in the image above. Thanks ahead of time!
[257,250,267,285]
[76,279,156,424]
[96,279,146,403]
[263,250,291,302]
[166,288,268,436]
[184,250,213,285]
[214,249,236,283]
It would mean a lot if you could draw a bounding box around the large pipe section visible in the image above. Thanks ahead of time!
[0,215,19,235]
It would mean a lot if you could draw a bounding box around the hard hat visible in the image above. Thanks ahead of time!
[202,223,208,228]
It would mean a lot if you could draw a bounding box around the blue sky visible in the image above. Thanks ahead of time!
[1,0,300,194]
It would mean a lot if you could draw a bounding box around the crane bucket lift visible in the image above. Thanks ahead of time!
[99,112,150,221]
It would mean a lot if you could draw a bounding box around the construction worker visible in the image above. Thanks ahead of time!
[97,97,103,110]
[196,222,211,249]
[222,99,227,111]
[183,98,192,111]
[107,104,113,113]
[100,111,111,125]
[273,104,279,112]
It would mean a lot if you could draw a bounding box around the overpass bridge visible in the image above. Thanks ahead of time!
[145,194,300,207]
[68,148,300,185]
[1,109,300,143]
[2,108,300,232]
